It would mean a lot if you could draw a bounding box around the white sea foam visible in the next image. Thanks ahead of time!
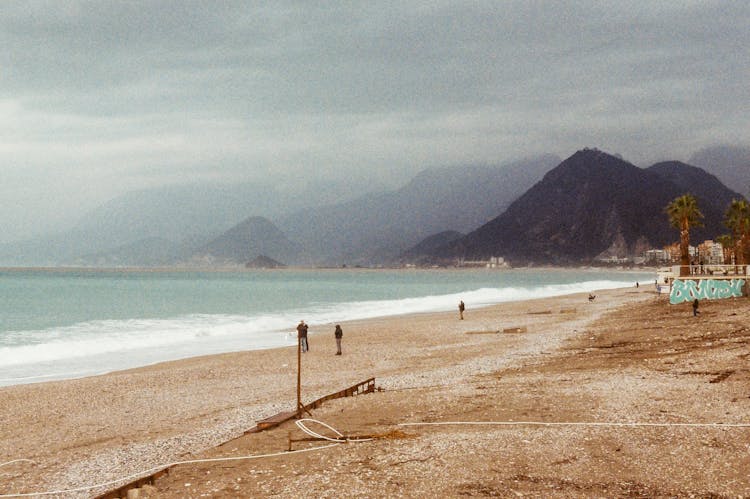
[0,279,633,386]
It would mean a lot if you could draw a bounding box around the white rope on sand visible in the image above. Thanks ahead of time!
[0,460,37,469]
[0,418,374,498]
[5,418,747,497]
[399,420,750,429]
[0,443,340,498]
[296,418,374,442]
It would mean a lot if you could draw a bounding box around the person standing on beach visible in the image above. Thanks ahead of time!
[334,324,343,355]
[297,320,309,352]
[692,299,700,316]
[458,300,465,320]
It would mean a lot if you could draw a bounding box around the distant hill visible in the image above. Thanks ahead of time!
[0,178,377,266]
[245,255,286,269]
[190,216,299,265]
[277,155,560,265]
[689,145,750,198]
[423,149,743,265]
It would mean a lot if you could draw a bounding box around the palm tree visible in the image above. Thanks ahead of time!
[724,199,750,266]
[665,194,704,276]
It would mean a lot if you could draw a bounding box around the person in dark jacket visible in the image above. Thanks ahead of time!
[458,300,465,320]
[334,324,343,355]
[297,320,309,352]
[692,299,700,316]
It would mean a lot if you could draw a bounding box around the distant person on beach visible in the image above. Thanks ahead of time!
[458,300,465,320]
[297,320,309,352]
[692,299,700,316]
[588,294,596,302]
[636,282,639,288]
[334,324,343,355]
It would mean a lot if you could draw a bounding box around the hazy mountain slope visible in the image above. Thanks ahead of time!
[647,161,741,205]
[0,178,379,266]
[399,231,463,263]
[431,149,741,265]
[192,216,299,265]
[73,237,186,267]
[689,145,750,197]
[277,155,560,265]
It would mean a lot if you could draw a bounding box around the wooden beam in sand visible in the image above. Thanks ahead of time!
[95,378,378,499]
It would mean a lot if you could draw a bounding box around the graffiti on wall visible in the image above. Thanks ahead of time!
[669,278,745,304]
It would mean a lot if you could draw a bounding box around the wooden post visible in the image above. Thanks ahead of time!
[296,334,301,417]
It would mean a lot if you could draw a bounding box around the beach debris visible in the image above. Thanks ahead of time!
[502,326,528,334]
[709,370,734,383]
[465,330,500,335]
[559,308,577,314]
[527,310,552,315]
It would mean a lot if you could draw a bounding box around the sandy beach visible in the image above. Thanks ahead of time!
[2,285,750,498]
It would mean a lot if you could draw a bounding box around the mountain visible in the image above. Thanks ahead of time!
[277,155,560,265]
[190,216,299,265]
[689,145,750,198]
[0,178,379,266]
[646,161,738,201]
[425,149,742,265]
[245,255,286,269]
[399,230,463,264]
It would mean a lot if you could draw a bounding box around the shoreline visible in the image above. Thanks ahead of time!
[0,285,651,497]
[0,265,657,273]
[1,271,651,389]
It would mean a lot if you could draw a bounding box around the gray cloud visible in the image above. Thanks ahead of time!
[0,1,748,242]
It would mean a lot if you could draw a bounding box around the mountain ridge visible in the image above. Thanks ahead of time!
[422,149,743,265]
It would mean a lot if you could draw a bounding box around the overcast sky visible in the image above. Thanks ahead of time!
[1,1,748,243]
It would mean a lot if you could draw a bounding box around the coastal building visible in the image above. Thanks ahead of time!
[697,240,724,265]
[456,256,508,268]
[488,256,508,268]
[644,249,670,264]
[663,243,697,263]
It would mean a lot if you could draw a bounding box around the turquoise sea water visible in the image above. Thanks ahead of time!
[0,268,651,386]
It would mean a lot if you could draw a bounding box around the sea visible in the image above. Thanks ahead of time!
[0,268,653,387]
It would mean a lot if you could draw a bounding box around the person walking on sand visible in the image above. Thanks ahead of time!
[334,324,343,355]
[297,320,309,352]
[458,300,465,320]
[692,299,700,316]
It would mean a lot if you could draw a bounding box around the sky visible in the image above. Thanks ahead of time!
[1,1,748,243]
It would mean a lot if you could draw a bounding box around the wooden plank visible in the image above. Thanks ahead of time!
[256,410,297,430]
[96,377,378,499]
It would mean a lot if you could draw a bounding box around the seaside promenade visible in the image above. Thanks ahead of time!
[1,285,749,497]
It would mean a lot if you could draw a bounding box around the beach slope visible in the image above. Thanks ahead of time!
[1,286,749,497]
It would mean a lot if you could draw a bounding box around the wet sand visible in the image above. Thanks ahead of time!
[2,285,749,498]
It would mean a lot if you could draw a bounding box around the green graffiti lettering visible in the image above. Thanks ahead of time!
[669,280,688,304]
[669,279,745,304]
